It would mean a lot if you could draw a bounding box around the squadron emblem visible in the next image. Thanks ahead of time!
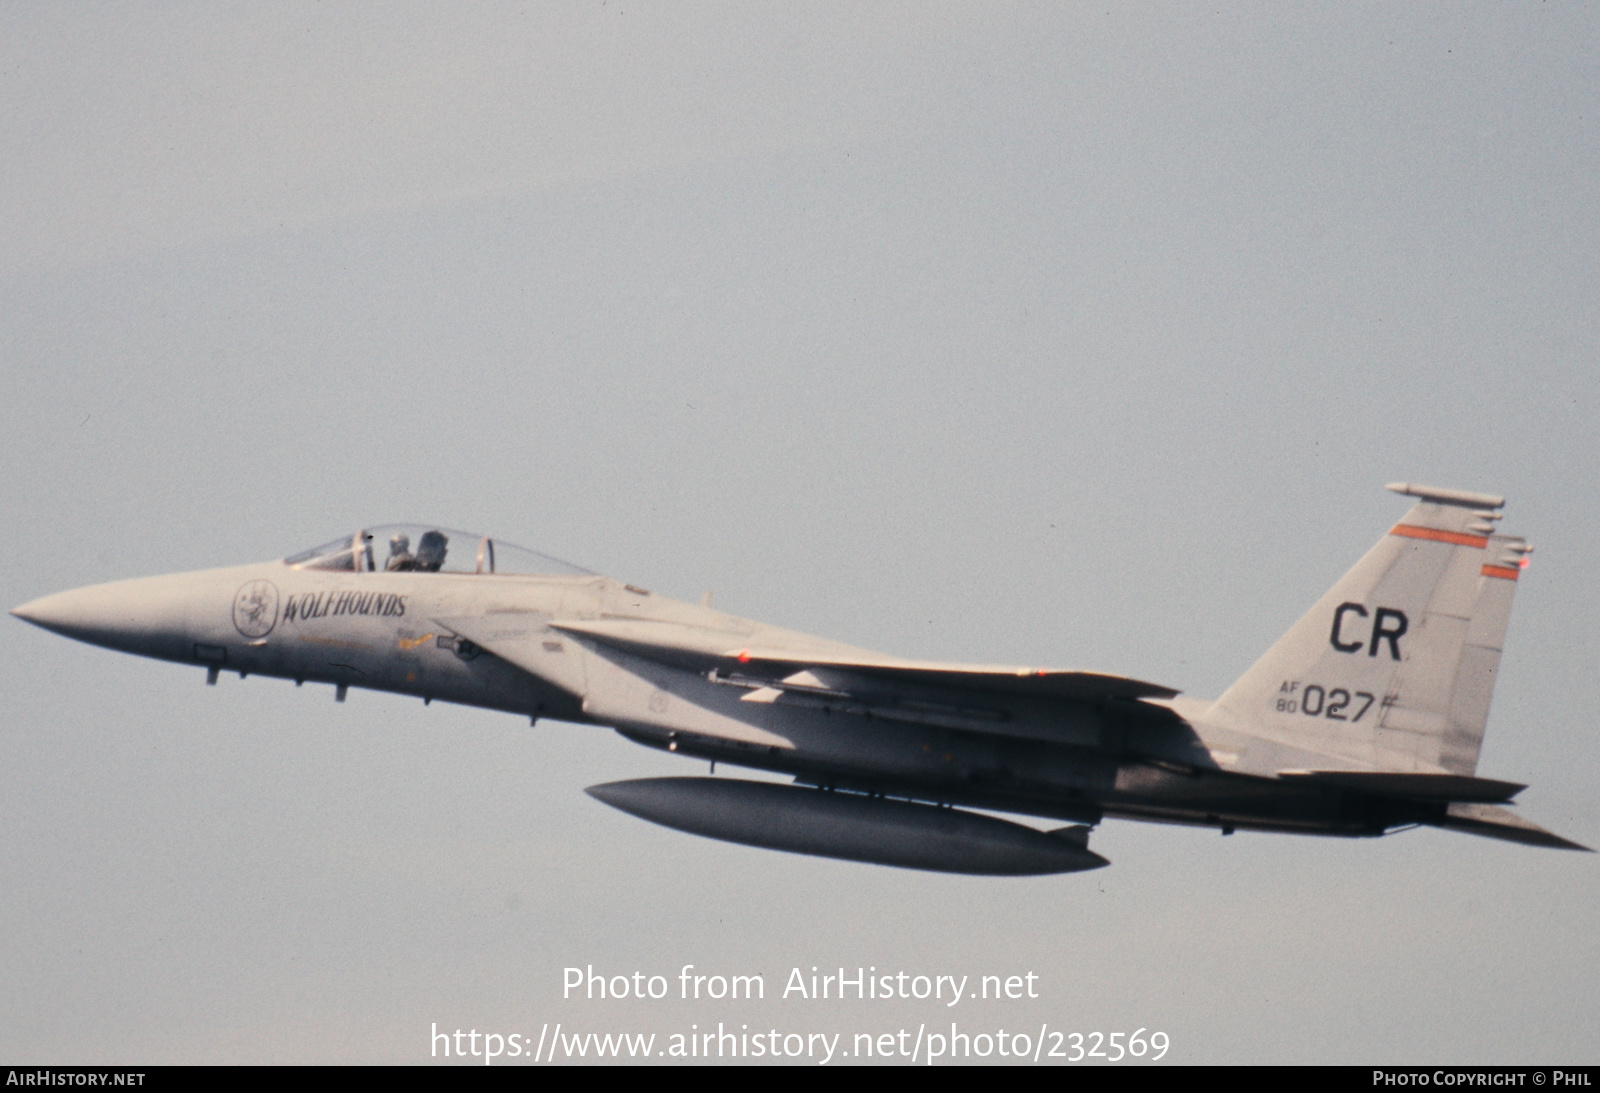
[232,580,280,638]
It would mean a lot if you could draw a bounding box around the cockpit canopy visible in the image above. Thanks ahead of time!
[284,525,592,576]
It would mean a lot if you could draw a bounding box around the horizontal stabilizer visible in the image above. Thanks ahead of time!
[549,619,1177,701]
[1276,770,1526,802]
[1438,803,1592,851]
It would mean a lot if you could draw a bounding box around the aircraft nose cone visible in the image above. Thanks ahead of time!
[11,575,201,659]
[11,588,111,635]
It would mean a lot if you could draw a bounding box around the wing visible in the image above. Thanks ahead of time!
[548,617,1178,703]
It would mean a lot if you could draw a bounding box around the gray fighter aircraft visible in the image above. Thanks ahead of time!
[11,483,1587,874]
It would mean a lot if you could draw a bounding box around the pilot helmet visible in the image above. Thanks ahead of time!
[389,533,411,555]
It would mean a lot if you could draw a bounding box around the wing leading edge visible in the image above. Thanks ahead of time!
[548,617,1179,702]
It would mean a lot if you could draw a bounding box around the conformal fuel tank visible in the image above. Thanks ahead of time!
[585,777,1108,875]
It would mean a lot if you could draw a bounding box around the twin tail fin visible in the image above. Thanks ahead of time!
[1209,483,1527,776]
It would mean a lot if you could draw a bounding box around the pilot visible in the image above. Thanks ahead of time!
[415,530,449,573]
[385,533,416,572]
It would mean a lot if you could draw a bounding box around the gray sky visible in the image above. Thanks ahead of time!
[2,3,1596,1064]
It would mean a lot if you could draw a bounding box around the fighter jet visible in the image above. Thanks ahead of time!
[11,483,1587,874]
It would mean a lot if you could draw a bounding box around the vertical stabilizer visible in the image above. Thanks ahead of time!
[1208,484,1526,774]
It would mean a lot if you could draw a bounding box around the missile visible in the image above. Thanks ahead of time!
[585,776,1108,875]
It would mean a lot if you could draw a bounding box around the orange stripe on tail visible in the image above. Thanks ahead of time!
[1390,524,1489,549]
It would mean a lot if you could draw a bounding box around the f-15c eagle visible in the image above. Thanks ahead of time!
[13,483,1586,874]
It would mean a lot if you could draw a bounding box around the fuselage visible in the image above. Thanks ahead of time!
[11,556,1437,841]
[19,489,1578,868]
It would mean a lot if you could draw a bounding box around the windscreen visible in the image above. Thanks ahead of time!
[286,526,591,576]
